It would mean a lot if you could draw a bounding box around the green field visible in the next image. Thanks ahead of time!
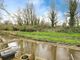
[16,32,80,45]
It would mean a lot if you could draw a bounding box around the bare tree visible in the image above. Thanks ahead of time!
[15,9,23,26]
[29,3,34,25]
[0,0,4,9]
[0,0,14,20]
[27,3,37,25]
[23,8,29,25]
[0,0,4,20]
[34,17,40,25]
[49,0,57,28]
[75,15,80,27]
[49,10,57,28]
[22,1,38,26]
[4,20,11,25]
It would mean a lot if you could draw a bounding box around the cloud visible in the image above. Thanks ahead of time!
[28,0,44,5]
[27,0,49,16]
[57,11,64,20]
[56,11,65,25]
[77,0,80,3]
[37,9,50,22]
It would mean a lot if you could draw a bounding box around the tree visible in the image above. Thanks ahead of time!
[0,0,13,21]
[0,0,4,21]
[0,0,4,9]
[22,1,38,26]
[68,0,78,27]
[49,0,57,28]
[15,9,23,26]
[75,15,80,27]
[49,10,57,28]
[29,3,34,25]
[23,8,29,25]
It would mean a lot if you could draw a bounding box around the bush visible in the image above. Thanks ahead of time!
[25,26,37,32]
[0,24,14,31]
[58,27,80,33]
[15,25,37,32]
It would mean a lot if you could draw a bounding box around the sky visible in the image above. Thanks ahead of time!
[2,0,80,23]
[4,0,50,16]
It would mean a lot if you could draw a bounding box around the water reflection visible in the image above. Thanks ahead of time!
[69,49,80,60]
[22,40,80,60]
[1,39,80,60]
[56,47,70,60]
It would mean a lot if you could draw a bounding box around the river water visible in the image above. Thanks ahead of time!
[0,37,80,60]
[18,39,80,60]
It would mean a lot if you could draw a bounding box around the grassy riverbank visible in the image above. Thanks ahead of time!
[16,31,80,45]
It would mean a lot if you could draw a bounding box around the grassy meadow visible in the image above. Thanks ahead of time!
[16,31,80,45]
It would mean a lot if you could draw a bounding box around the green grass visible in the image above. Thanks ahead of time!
[16,31,80,45]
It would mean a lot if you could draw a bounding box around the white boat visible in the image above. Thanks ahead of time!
[0,41,19,58]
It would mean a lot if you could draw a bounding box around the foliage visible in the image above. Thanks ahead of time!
[68,0,78,27]
[61,27,80,33]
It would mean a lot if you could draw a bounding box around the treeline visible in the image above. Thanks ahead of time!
[0,20,51,32]
[0,0,80,32]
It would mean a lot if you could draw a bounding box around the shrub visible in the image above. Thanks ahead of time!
[58,27,80,33]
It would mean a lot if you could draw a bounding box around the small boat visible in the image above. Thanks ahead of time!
[0,41,19,59]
